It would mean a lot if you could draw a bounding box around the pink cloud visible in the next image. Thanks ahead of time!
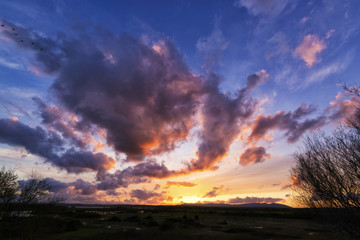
[294,34,326,67]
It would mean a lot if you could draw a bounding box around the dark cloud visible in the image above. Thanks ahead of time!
[166,181,197,188]
[45,178,69,192]
[51,34,204,162]
[2,20,275,176]
[129,189,172,204]
[202,185,224,198]
[188,73,262,171]
[227,196,283,204]
[96,159,176,190]
[33,97,92,149]
[248,103,326,144]
[4,20,347,198]
[130,189,161,201]
[0,118,115,173]
[71,179,97,195]
[239,146,271,166]
[245,69,269,91]
[20,177,97,197]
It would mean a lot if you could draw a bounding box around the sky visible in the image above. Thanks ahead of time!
[0,0,359,206]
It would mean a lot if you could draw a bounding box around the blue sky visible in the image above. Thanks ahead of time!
[0,0,359,205]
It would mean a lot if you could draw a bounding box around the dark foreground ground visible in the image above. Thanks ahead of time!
[0,204,351,240]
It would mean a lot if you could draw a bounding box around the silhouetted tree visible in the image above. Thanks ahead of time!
[291,86,360,238]
[0,167,51,217]
[0,167,19,206]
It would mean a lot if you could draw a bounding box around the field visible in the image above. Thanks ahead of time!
[0,205,348,240]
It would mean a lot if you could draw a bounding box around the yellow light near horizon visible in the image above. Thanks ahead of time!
[178,196,202,204]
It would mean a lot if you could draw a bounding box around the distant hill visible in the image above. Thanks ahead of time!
[234,203,292,208]
[60,202,292,209]
[180,202,292,208]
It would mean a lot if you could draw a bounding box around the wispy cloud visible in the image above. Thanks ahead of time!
[0,57,25,70]
[235,0,291,18]
[304,51,353,87]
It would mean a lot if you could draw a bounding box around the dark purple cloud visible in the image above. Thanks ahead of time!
[1,21,275,176]
[51,34,204,162]
[128,189,173,204]
[188,71,264,171]
[228,196,283,204]
[45,178,69,192]
[19,177,97,197]
[0,118,115,173]
[96,159,176,190]
[3,20,353,198]
[244,69,269,91]
[239,146,271,166]
[71,179,97,195]
[248,103,326,144]
[130,189,161,201]
[33,97,92,149]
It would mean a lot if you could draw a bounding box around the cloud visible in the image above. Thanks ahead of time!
[2,20,276,178]
[33,97,95,149]
[202,185,224,198]
[0,57,25,70]
[129,189,172,203]
[235,0,291,18]
[325,92,358,122]
[4,20,331,197]
[239,146,271,166]
[188,71,267,171]
[196,20,227,70]
[71,179,97,195]
[293,34,326,67]
[0,20,65,74]
[166,181,197,188]
[23,177,97,198]
[45,178,69,192]
[0,118,115,173]
[130,189,161,201]
[248,103,326,144]
[96,159,177,190]
[245,69,269,91]
[304,51,353,87]
[326,29,335,39]
[227,196,283,204]
[51,34,204,162]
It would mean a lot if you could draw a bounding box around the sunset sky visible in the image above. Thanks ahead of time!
[0,0,359,206]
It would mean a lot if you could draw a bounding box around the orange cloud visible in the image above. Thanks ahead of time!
[294,34,326,67]
[166,181,197,188]
[239,146,271,166]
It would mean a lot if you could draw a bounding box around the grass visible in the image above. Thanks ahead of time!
[0,205,349,240]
